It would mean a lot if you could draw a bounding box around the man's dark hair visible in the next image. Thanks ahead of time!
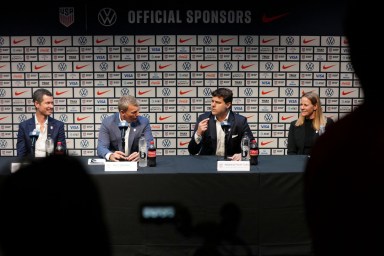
[32,89,52,103]
[211,88,233,104]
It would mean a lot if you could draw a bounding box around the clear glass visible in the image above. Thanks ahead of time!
[138,135,147,167]
[45,137,54,156]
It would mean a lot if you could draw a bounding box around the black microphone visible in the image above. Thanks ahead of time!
[118,121,129,150]
[220,121,231,134]
[220,121,231,160]
[29,129,40,156]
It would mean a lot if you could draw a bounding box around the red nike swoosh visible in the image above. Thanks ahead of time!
[34,65,47,70]
[282,64,295,70]
[55,90,68,96]
[343,39,348,44]
[301,90,315,95]
[342,90,354,96]
[246,115,254,119]
[262,38,274,44]
[200,64,213,69]
[261,141,273,146]
[96,38,108,44]
[97,90,111,95]
[241,64,254,69]
[0,64,6,68]
[303,39,316,44]
[15,91,27,96]
[117,64,130,69]
[323,65,336,70]
[261,90,274,95]
[54,39,66,44]
[0,116,8,121]
[281,115,294,121]
[138,90,151,95]
[13,39,26,44]
[179,90,192,95]
[76,116,89,121]
[159,116,172,121]
[159,64,172,69]
[179,38,192,43]
[137,38,150,44]
[75,65,89,70]
[179,141,189,146]
[221,38,234,43]
[261,12,289,23]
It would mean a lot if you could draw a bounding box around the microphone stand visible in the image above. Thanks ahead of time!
[29,130,40,158]
[118,121,129,152]
[220,121,231,161]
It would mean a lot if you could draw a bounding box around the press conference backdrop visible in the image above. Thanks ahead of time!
[0,1,355,157]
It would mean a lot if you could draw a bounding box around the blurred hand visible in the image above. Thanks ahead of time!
[197,118,209,136]
[228,153,241,161]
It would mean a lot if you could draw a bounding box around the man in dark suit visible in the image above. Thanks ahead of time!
[188,88,253,161]
[97,95,153,162]
[16,89,66,157]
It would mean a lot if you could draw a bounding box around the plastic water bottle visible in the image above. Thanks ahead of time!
[139,134,147,167]
[241,132,250,161]
[250,139,259,165]
[45,137,54,156]
[54,141,65,156]
[147,140,156,167]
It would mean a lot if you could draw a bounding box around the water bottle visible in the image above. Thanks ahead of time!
[241,132,250,161]
[139,134,147,167]
[250,139,259,165]
[45,137,54,157]
[54,141,65,156]
[147,140,156,167]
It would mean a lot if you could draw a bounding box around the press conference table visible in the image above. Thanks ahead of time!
[0,155,312,256]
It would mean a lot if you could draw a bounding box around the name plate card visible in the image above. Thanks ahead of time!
[217,161,250,171]
[105,161,138,172]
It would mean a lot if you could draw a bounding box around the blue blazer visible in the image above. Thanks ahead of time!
[97,112,154,159]
[188,111,254,156]
[16,116,66,157]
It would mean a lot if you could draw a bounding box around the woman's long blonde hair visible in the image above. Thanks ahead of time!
[295,92,327,131]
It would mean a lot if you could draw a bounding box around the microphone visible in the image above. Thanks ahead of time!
[220,121,231,160]
[29,129,40,156]
[118,121,129,150]
[220,121,231,134]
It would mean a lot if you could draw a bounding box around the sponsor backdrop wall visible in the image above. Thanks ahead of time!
[0,1,354,157]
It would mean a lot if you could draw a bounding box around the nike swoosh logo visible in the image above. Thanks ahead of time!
[0,64,6,68]
[34,65,47,70]
[261,12,289,23]
[97,90,111,95]
[117,64,130,69]
[246,115,254,119]
[76,116,89,121]
[13,39,26,44]
[159,64,172,69]
[55,90,68,96]
[0,116,8,121]
[220,38,234,43]
[15,91,27,96]
[200,64,213,69]
[179,90,192,95]
[96,38,108,44]
[241,64,254,69]
[282,64,295,70]
[138,90,151,95]
[159,116,172,121]
[75,65,89,70]
[137,38,151,43]
[342,90,354,96]
[261,90,274,95]
[343,39,348,45]
[323,65,336,70]
[179,141,189,146]
[262,38,274,44]
[261,141,273,146]
[281,115,294,121]
[303,39,315,44]
[54,39,66,44]
[179,37,192,43]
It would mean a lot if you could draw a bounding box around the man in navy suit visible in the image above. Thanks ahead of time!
[16,89,66,157]
[97,95,154,162]
[188,88,253,161]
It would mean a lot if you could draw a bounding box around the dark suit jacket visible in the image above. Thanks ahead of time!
[16,116,66,157]
[188,111,254,156]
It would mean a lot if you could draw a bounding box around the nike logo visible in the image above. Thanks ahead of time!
[220,38,234,43]
[159,116,172,121]
[179,141,189,146]
[97,90,111,95]
[0,116,8,121]
[159,64,172,69]
[96,38,108,44]
[54,39,66,44]
[261,12,289,23]
[303,39,316,44]
[200,64,213,69]
[138,90,151,95]
[281,115,294,121]
[179,37,192,43]
[15,91,27,96]
[282,64,295,70]
[241,64,254,70]
[76,116,90,122]
[261,90,274,95]
[117,64,130,70]
[55,90,68,96]
[342,90,354,96]
[179,90,192,95]
[137,38,151,44]
[246,115,254,119]
[34,65,47,70]
[13,39,26,44]
[323,65,336,70]
[262,38,274,44]
[75,64,89,70]
[0,64,6,68]
[343,39,348,45]
[302,90,314,95]
[261,140,273,146]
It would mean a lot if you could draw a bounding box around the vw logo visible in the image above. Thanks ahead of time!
[244,88,253,96]
[58,62,67,71]
[18,114,28,122]
[161,36,170,45]
[224,62,233,71]
[0,139,7,149]
[326,37,335,45]
[99,62,108,71]
[305,62,314,71]
[285,36,294,45]
[202,36,212,45]
[141,113,150,119]
[100,114,108,121]
[264,113,273,122]
[162,139,171,148]
[0,89,6,97]
[16,63,26,72]
[162,88,171,96]
[346,63,353,71]
[141,62,150,71]
[182,114,191,122]
[243,36,254,45]
[79,88,88,97]
[285,88,294,97]
[120,36,129,45]
[59,114,68,123]
[80,139,89,148]
[36,36,46,46]
[203,88,211,97]
[182,62,191,71]
[325,88,334,97]
[98,8,117,27]
[0,37,4,46]
[265,62,274,71]
[120,88,130,96]
[78,36,88,45]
